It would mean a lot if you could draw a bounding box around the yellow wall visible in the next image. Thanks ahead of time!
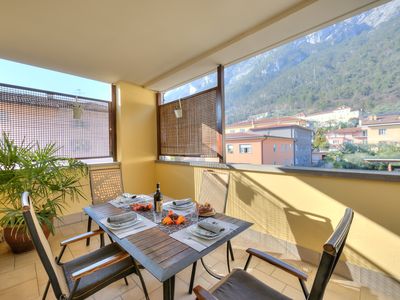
[116,82,157,194]
[367,124,400,144]
[155,162,400,280]
[155,163,195,200]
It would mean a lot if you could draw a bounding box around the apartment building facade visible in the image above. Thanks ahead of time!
[361,115,400,144]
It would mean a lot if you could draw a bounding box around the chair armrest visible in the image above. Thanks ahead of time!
[193,285,218,300]
[60,229,104,246]
[246,248,307,280]
[71,251,130,280]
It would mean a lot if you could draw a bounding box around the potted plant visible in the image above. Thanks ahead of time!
[0,132,87,253]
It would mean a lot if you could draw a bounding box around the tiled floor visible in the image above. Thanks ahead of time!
[0,221,396,300]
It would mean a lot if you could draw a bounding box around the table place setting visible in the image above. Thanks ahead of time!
[100,211,157,239]
[109,193,153,209]
[170,217,239,252]
[162,198,195,216]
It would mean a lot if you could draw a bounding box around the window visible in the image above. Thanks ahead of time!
[0,83,113,160]
[222,0,400,171]
[163,73,217,104]
[227,144,234,154]
[239,144,252,154]
[159,87,219,160]
[239,129,245,133]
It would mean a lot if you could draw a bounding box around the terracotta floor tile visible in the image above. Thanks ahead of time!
[0,263,36,291]
[0,278,40,300]
[282,285,308,299]
[0,220,398,300]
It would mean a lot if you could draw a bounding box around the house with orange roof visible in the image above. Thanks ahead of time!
[225,132,294,165]
[326,127,367,149]
[361,114,400,144]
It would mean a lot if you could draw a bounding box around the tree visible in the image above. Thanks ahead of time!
[313,128,329,150]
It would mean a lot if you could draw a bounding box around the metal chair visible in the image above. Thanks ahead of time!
[86,165,124,246]
[188,169,234,294]
[21,192,150,300]
[193,208,354,300]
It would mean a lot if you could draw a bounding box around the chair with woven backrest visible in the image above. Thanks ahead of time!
[194,208,354,300]
[21,192,149,300]
[86,166,124,246]
[188,169,234,294]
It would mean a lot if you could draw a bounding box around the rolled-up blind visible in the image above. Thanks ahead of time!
[0,83,111,159]
[159,88,218,157]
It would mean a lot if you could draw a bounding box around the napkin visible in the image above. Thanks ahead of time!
[107,212,137,225]
[198,219,225,234]
[122,193,136,199]
[172,198,193,206]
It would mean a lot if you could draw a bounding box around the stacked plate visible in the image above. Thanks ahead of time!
[188,225,224,240]
[104,216,142,230]
[164,201,195,211]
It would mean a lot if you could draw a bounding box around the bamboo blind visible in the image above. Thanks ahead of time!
[160,88,218,157]
[0,84,111,159]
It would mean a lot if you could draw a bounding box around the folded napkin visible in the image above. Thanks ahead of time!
[198,219,225,234]
[172,198,193,206]
[122,193,136,199]
[107,212,137,225]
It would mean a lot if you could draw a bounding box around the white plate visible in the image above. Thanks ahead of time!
[165,202,195,210]
[188,225,223,240]
[105,218,141,230]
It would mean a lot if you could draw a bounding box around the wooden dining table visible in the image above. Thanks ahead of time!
[84,199,252,300]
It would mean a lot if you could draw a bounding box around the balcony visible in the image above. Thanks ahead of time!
[1,0,400,299]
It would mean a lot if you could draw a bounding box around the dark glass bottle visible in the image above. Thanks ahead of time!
[154,183,163,213]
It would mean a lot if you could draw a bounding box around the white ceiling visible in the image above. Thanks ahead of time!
[0,0,387,91]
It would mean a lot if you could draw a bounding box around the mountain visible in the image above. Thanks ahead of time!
[164,0,400,124]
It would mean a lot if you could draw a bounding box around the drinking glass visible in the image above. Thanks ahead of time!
[153,210,163,223]
[190,203,199,223]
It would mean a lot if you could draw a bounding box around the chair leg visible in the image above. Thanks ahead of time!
[227,240,235,261]
[42,280,50,300]
[124,277,129,286]
[226,242,231,273]
[86,216,92,246]
[133,258,149,300]
[188,261,197,294]
[108,233,114,243]
[100,233,105,248]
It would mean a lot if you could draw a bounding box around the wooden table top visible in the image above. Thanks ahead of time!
[84,202,252,282]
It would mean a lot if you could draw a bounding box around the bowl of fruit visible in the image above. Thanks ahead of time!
[199,202,216,217]
[131,202,152,212]
[162,210,186,225]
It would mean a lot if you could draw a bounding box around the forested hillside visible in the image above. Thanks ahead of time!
[225,1,400,123]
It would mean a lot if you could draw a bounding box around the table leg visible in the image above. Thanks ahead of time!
[163,275,175,300]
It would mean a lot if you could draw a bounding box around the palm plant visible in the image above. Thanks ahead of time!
[0,132,87,237]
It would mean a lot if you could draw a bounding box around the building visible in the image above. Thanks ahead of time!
[226,116,308,133]
[251,125,313,166]
[225,132,294,165]
[326,127,367,148]
[303,106,360,125]
[361,115,400,144]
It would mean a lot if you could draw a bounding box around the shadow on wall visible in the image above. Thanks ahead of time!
[230,170,352,280]
[227,167,400,297]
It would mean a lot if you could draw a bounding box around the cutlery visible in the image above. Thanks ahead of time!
[186,236,209,247]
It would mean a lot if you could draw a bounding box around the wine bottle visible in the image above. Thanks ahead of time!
[154,183,163,213]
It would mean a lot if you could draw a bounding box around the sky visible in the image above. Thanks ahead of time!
[0,58,111,101]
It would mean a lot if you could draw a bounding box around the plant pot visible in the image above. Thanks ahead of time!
[3,222,51,254]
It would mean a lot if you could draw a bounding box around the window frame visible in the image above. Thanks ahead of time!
[239,144,252,154]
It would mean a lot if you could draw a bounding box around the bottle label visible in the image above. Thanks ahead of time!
[156,200,163,213]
